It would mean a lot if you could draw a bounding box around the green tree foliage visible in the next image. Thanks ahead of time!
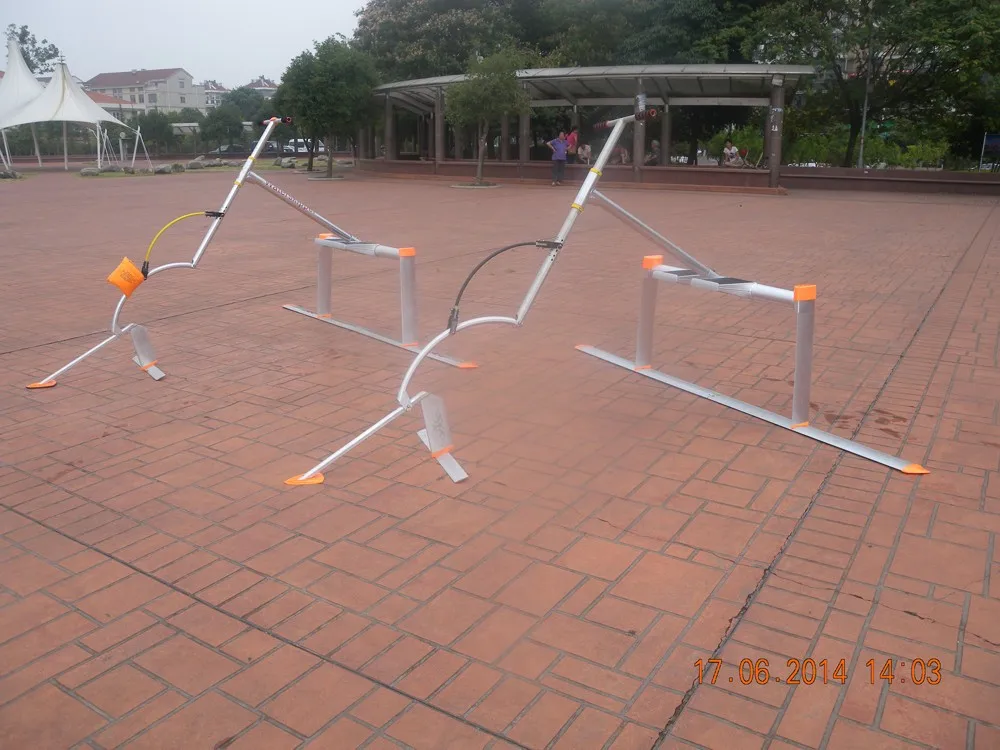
[4,24,60,73]
[445,46,533,184]
[200,104,245,149]
[353,0,516,81]
[221,87,267,120]
[744,0,1000,165]
[129,111,175,155]
[277,36,379,176]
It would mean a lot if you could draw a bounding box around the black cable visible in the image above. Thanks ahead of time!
[447,239,561,333]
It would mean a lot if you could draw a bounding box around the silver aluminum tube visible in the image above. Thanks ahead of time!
[516,119,629,324]
[32,331,129,386]
[397,315,518,406]
[314,238,399,259]
[292,391,430,481]
[191,119,278,267]
[249,172,358,241]
[591,190,717,277]
[652,266,794,305]
[791,297,815,425]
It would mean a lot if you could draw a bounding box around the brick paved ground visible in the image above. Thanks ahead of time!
[0,168,998,749]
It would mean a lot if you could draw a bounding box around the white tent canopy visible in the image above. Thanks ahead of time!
[0,61,125,130]
[0,38,44,119]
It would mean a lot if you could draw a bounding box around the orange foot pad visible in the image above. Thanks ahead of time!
[284,473,324,486]
[901,463,930,475]
[26,381,56,389]
[457,362,478,369]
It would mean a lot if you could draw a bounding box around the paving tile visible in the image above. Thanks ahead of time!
[0,683,105,748]
[262,662,373,736]
[134,635,241,694]
[125,691,257,750]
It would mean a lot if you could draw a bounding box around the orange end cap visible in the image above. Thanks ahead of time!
[457,362,478,369]
[26,381,56,389]
[284,473,325,486]
[431,445,454,459]
[793,284,817,301]
[139,360,159,372]
[399,247,417,257]
[901,463,930,475]
[789,421,809,429]
[642,254,664,270]
[318,232,334,239]
[634,365,652,371]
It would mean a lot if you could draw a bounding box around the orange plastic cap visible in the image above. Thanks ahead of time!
[26,381,56,389]
[901,463,930,475]
[318,232,334,239]
[107,257,145,298]
[457,362,478,369]
[789,421,809,429]
[399,247,417,257]
[793,284,817,302]
[431,445,454,459]
[642,255,664,270]
[284,473,325,486]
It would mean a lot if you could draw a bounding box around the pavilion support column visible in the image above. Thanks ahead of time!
[434,89,445,165]
[660,104,671,165]
[417,115,427,158]
[570,107,580,131]
[356,128,367,159]
[767,76,785,188]
[384,94,396,160]
[518,111,530,164]
[500,115,510,161]
[633,78,645,182]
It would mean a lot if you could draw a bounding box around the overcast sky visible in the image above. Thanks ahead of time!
[4,0,368,85]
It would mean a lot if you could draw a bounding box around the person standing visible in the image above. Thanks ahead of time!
[547,130,568,185]
[566,126,579,164]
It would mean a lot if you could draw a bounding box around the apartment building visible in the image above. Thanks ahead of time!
[85,68,206,114]
[246,75,278,99]
[202,79,229,109]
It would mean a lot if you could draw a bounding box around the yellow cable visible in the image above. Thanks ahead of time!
[144,212,207,263]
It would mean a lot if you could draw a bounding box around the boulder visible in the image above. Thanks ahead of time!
[80,167,101,176]
[205,158,224,168]
[122,166,135,174]
[101,164,124,173]
[280,157,296,168]
[154,164,173,174]
[171,163,185,173]
[0,169,20,179]
[186,160,205,169]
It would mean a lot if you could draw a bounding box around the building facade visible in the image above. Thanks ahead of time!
[86,68,206,114]
[202,80,229,109]
[246,75,278,99]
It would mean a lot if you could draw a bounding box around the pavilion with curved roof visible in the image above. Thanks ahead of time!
[357,64,815,190]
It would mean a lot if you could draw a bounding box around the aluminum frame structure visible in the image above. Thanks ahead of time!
[285,108,659,486]
[575,210,928,475]
[27,117,461,390]
[282,234,472,368]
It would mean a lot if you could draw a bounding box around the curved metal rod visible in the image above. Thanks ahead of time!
[109,260,195,333]
[397,315,517,407]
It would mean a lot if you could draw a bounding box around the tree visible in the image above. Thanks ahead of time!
[4,24,60,73]
[201,104,245,149]
[353,0,517,81]
[745,0,1000,165]
[130,111,175,155]
[277,37,379,176]
[446,47,533,185]
[221,87,267,120]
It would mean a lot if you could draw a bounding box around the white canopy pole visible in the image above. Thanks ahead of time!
[30,124,42,166]
[0,130,9,167]
[131,123,140,168]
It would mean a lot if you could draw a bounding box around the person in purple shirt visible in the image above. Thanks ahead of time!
[547,131,568,185]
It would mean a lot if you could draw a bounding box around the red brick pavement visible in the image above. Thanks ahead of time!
[0,168,998,749]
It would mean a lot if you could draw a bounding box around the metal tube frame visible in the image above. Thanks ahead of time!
[286,111,657,486]
[576,250,928,475]
[28,117,447,388]
[282,238,471,368]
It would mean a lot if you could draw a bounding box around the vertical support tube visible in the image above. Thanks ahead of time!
[635,256,662,369]
[633,79,645,181]
[518,110,530,164]
[500,115,510,162]
[316,244,333,317]
[384,93,395,160]
[399,248,419,346]
[768,76,785,189]
[791,284,816,426]
[435,89,445,165]
[660,104,671,165]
